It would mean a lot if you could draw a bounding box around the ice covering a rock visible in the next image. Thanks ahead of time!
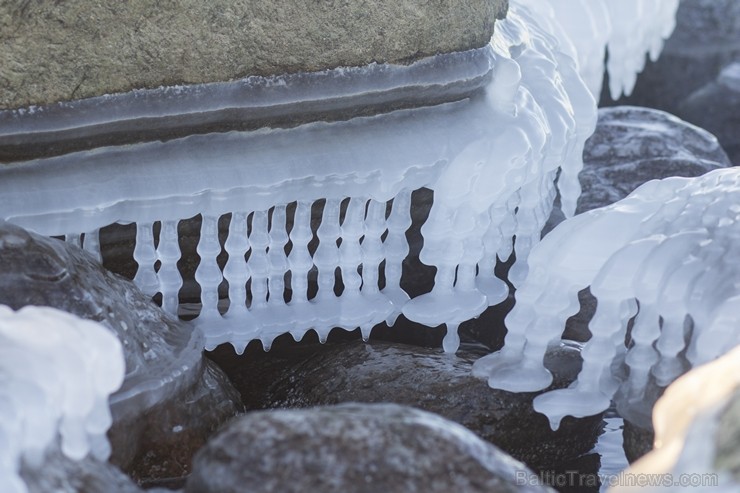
[0,1,596,356]
[517,0,679,99]
[473,167,740,430]
[0,305,124,493]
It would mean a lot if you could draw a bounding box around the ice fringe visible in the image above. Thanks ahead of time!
[0,1,679,356]
[0,2,596,355]
[0,306,124,493]
[522,0,679,99]
[473,167,740,430]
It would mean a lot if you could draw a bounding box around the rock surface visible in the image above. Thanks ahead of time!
[0,221,242,482]
[546,106,731,234]
[186,403,554,493]
[604,0,740,113]
[209,339,603,472]
[678,62,740,165]
[20,447,144,493]
[575,106,730,215]
[0,0,508,109]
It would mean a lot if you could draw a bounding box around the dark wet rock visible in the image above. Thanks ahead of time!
[678,62,740,165]
[209,339,603,472]
[603,0,740,113]
[0,221,242,482]
[186,403,554,493]
[20,446,143,493]
[0,0,508,109]
[622,420,654,464]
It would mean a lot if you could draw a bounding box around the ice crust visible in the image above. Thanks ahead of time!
[0,2,597,355]
[0,305,124,493]
[473,167,740,430]
[0,1,678,357]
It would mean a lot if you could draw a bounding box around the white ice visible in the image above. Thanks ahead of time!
[0,305,124,493]
[519,0,679,99]
[0,0,680,356]
[474,168,740,430]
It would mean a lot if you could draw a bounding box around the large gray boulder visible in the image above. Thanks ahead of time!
[210,339,603,473]
[0,0,508,109]
[186,403,554,493]
[0,221,242,483]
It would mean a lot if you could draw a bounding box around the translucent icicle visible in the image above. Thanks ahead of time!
[82,229,101,263]
[156,219,183,316]
[133,222,159,297]
[312,199,341,342]
[195,215,223,321]
[382,190,412,326]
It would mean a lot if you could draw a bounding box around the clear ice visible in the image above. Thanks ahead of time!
[0,1,679,358]
[0,305,124,493]
[473,168,740,430]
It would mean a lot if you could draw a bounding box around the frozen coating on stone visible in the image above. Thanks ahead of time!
[0,0,508,109]
[475,167,740,430]
[0,306,125,493]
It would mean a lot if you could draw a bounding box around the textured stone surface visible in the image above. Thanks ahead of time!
[186,403,554,493]
[546,106,730,233]
[0,0,508,109]
[576,106,730,215]
[0,221,243,483]
[209,339,603,473]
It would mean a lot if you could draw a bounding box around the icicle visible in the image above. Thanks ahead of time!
[132,222,159,297]
[156,219,183,316]
[338,198,373,340]
[312,199,341,343]
[65,233,81,248]
[287,201,314,342]
[195,215,223,321]
[382,190,412,326]
[259,205,292,351]
[82,229,101,262]
[216,211,255,352]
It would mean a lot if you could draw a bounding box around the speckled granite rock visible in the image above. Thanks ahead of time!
[0,0,508,109]
[186,403,554,493]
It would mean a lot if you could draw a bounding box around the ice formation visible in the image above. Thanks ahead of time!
[521,0,679,99]
[0,2,596,355]
[0,305,124,493]
[0,0,681,356]
[473,167,740,430]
